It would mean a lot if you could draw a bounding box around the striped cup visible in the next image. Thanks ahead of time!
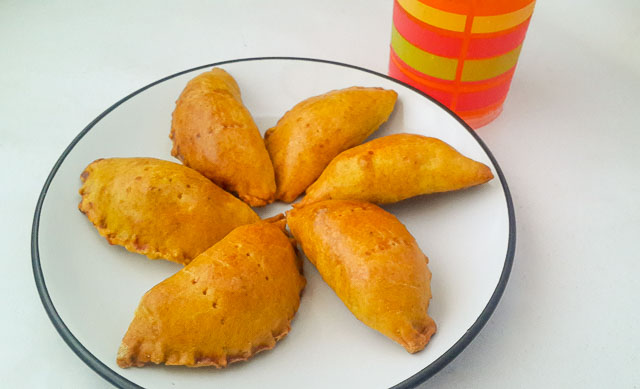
[389,0,535,128]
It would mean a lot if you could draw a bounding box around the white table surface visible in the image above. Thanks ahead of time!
[2,0,639,388]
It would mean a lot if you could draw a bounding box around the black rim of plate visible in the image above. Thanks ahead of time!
[31,57,516,389]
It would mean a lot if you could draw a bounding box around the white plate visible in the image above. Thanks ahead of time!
[32,57,515,389]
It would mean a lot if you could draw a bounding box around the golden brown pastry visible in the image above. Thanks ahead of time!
[78,157,259,265]
[298,133,494,206]
[170,67,276,206]
[287,200,436,353]
[265,86,397,203]
[116,217,306,368]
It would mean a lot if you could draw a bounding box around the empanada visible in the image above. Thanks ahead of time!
[299,133,493,206]
[79,157,259,265]
[170,68,276,206]
[264,87,397,203]
[287,200,436,353]
[116,217,306,368]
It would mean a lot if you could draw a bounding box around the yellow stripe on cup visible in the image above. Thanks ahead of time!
[391,25,458,80]
[461,44,522,81]
[397,0,467,32]
[471,1,535,33]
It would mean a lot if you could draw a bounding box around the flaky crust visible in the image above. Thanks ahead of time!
[298,133,494,206]
[287,200,436,353]
[264,87,397,203]
[78,157,259,265]
[170,68,276,206]
[117,220,306,368]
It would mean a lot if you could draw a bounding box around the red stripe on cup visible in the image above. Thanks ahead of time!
[393,0,464,58]
[455,69,515,110]
[466,18,531,59]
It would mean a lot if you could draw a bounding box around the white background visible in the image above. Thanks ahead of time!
[1,0,639,388]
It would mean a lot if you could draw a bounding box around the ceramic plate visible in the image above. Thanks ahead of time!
[32,57,515,389]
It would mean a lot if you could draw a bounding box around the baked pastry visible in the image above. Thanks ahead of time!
[298,133,494,206]
[264,87,397,203]
[78,157,259,265]
[170,67,276,206]
[116,217,306,368]
[287,200,436,353]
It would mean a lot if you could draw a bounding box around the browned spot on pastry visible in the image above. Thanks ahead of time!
[133,237,147,251]
[193,356,219,366]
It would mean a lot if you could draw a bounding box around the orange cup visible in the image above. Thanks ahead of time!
[389,0,535,128]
